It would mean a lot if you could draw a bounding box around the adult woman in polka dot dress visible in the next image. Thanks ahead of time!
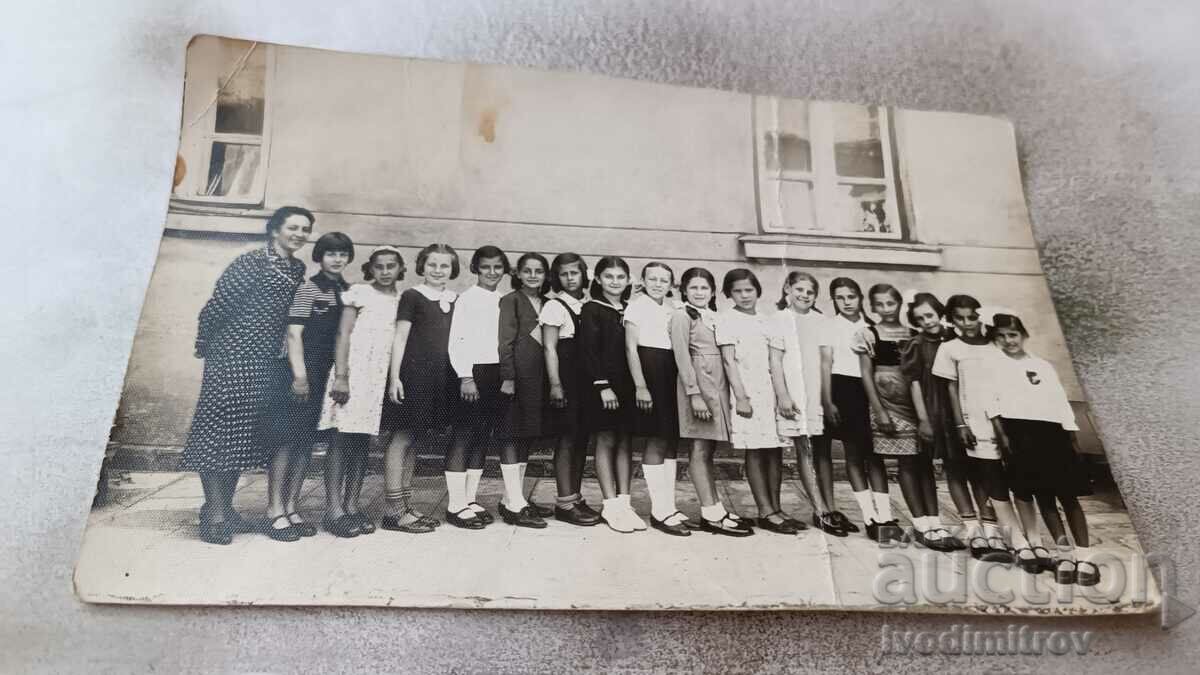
[181,206,314,545]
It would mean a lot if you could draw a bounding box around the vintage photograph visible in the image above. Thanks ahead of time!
[75,35,1155,613]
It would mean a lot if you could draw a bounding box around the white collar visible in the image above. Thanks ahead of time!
[468,284,502,298]
[554,291,587,312]
[414,283,458,312]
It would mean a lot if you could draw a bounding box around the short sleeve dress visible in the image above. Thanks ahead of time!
[181,244,307,472]
[624,294,680,438]
[715,309,786,450]
[317,283,400,435]
[264,272,347,447]
[767,309,810,439]
[669,306,731,442]
[384,285,458,432]
[899,329,960,461]
[852,324,919,456]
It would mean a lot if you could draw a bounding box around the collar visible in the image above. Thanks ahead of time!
[466,284,503,299]
[553,291,587,313]
[414,283,458,313]
[311,272,349,292]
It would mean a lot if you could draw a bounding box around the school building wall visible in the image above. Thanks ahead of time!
[112,47,1099,454]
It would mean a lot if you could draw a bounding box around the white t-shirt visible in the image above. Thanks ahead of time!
[623,293,676,349]
[537,292,587,339]
[989,353,1079,430]
[828,314,869,378]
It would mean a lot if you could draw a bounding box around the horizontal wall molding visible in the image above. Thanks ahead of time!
[164,210,1044,275]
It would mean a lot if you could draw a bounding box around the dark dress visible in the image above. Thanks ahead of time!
[499,290,549,439]
[181,244,306,472]
[545,297,585,436]
[384,287,457,431]
[900,330,962,462]
[264,273,346,448]
[579,300,634,432]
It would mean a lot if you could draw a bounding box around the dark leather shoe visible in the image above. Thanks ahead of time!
[876,520,906,544]
[555,505,602,526]
[499,503,548,528]
[650,512,693,537]
[380,514,436,534]
[225,510,257,534]
[266,515,302,542]
[198,519,233,545]
[813,512,848,537]
[829,510,860,533]
[757,513,802,535]
[701,514,754,537]
[574,501,603,521]
[528,501,555,518]
[446,508,486,530]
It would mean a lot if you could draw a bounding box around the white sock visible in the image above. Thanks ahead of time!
[1025,530,1044,548]
[701,503,727,522]
[982,520,1000,539]
[872,491,893,522]
[664,458,688,521]
[603,497,633,532]
[619,493,646,530]
[445,471,469,514]
[500,463,528,510]
[853,490,877,524]
[465,469,484,512]
[1075,545,1091,563]
[994,502,1027,548]
[518,461,529,498]
[643,463,674,521]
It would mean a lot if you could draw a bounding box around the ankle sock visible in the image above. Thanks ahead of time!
[556,493,582,509]
[642,463,674,520]
[700,503,727,522]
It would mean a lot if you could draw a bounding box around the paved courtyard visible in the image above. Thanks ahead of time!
[75,469,1156,615]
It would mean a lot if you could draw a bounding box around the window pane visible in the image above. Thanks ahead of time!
[833,183,894,234]
[762,99,811,173]
[205,142,262,198]
[764,179,816,231]
[214,40,266,135]
[832,103,884,179]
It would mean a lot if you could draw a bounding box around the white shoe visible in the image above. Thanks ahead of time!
[624,503,647,531]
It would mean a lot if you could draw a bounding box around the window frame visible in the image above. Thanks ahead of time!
[172,38,274,208]
[755,97,904,241]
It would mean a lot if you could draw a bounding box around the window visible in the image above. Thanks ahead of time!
[173,37,272,206]
[755,98,902,240]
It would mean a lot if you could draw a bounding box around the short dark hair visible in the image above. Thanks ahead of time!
[679,267,717,311]
[361,248,405,281]
[867,283,903,310]
[415,243,461,279]
[906,292,945,326]
[945,294,982,316]
[470,245,511,274]
[722,268,762,299]
[265,206,315,235]
[829,276,872,323]
[511,252,552,295]
[988,313,1030,339]
[312,232,355,263]
[550,252,589,294]
[589,256,632,302]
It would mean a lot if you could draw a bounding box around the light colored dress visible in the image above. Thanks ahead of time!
[317,283,401,435]
[768,309,812,438]
[669,306,731,441]
[715,308,786,449]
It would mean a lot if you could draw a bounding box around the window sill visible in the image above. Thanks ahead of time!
[739,234,943,269]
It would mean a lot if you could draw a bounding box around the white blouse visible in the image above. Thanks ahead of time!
[623,293,676,349]
[447,284,502,378]
[828,314,869,378]
[538,292,587,339]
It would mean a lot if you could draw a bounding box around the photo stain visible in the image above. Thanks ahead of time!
[478,109,497,143]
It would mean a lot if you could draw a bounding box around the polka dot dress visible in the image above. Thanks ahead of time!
[180,244,306,473]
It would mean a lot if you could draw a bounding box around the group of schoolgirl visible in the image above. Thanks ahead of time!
[269,232,1098,586]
